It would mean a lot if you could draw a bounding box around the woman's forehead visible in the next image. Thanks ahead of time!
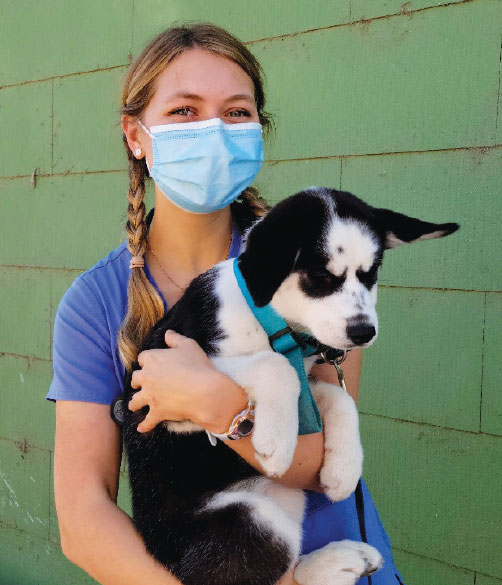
[152,48,255,104]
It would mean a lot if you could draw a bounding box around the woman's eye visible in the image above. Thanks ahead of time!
[227,109,251,118]
[169,107,194,116]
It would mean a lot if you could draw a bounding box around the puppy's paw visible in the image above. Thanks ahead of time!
[319,447,363,502]
[252,428,297,478]
[295,540,383,585]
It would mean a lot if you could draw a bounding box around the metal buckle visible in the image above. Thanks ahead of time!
[318,349,349,392]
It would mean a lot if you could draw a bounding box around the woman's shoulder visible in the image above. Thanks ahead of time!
[48,241,130,404]
[55,241,131,341]
[79,240,130,290]
[64,241,130,305]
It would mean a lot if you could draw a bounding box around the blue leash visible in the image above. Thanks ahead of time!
[233,258,323,435]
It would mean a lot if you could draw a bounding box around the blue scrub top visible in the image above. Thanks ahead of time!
[46,226,405,585]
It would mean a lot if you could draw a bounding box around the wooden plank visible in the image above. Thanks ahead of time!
[0,355,55,451]
[0,0,132,86]
[392,548,475,585]
[132,0,469,55]
[53,68,128,174]
[0,81,52,177]
[340,146,502,292]
[477,574,502,585]
[48,451,58,545]
[250,0,501,160]
[349,0,469,21]
[132,0,352,53]
[0,173,156,270]
[117,471,132,517]
[0,268,52,359]
[360,415,502,576]
[481,293,502,435]
[0,524,98,585]
[359,287,484,432]
[0,439,50,540]
[254,157,342,204]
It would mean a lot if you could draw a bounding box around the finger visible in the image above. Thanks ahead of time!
[137,412,160,433]
[164,329,189,348]
[137,351,147,368]
[131,370,142,389]
[128,391,148,412]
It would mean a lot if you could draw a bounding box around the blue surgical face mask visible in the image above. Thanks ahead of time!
[138,117,264,214]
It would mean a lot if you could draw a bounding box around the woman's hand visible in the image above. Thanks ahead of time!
[128,329,325,490]
[128,330,248,433]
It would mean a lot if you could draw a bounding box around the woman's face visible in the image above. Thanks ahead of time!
[133,47,260,169]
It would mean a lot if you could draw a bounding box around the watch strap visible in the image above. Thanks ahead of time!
[207,401,255,445]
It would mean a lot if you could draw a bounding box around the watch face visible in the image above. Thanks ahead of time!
[236,418,254,436]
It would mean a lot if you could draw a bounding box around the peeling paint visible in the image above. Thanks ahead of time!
[3,477,16,498]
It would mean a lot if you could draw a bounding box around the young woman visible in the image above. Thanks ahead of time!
[47,23,404,585]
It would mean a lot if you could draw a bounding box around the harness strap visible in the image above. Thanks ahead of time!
[233,258,322,434]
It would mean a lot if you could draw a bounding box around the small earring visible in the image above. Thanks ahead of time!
[135,147,142,158]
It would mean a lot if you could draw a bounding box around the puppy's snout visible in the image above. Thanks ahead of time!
[346,322,376,346]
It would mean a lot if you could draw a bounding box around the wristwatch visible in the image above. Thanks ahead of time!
[206,401,255,446]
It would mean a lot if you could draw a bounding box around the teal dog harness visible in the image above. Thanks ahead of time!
[233,257,330,434]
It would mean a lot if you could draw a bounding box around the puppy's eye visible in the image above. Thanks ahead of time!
[300,268,345,298]
[357,264,379,289]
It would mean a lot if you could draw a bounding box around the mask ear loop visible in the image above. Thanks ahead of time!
[136,119,153,171]
[137,118,154,138]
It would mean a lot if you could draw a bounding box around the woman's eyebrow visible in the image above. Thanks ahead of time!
[164,92,255,103]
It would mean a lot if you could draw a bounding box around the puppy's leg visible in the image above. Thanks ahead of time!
[295,540,383,585]
[311,381,363,501]
[212,351,300,478]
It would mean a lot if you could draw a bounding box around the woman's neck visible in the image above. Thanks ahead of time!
[146,188,234,277]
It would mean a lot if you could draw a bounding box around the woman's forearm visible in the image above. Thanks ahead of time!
[204,350,364,490]
[195,372,324,490]
[61,492,181,585]
[222,431,324,491]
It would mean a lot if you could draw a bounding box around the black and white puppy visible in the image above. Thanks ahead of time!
[122,187,458,585]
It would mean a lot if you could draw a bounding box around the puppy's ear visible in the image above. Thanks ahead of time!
[375,208,459,249]
[239,191,325,307]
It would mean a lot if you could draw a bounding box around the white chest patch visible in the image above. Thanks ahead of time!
[214,261,270,357]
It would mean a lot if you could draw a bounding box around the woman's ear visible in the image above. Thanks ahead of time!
[238,190,326,307]
[375,208,459,249]
[121,115,144,158]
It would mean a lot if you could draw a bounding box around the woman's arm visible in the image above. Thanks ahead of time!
[129,332,363,491]
[54,401,182,585]
[225,349,363,490]
[310,348,363,404]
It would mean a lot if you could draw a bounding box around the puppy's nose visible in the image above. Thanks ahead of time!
[347,323,376,345]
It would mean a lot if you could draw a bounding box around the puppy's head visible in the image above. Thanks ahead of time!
[239,187,458,349]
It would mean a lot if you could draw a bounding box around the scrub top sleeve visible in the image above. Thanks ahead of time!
[46,276,121,404]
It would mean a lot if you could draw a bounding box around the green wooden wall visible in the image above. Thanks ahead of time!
[1,1,501,583]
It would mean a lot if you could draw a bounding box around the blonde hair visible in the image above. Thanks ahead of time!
[118,22,272,370]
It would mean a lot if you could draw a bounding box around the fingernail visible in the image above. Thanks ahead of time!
[137,425,143,433]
